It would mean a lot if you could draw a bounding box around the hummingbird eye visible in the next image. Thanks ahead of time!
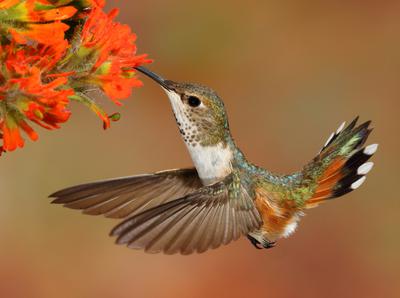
[187,96,201,107]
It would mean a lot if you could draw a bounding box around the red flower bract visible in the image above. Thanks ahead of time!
[0,0,77,45]
[0,0,151,155]
[78,7,151,104]
[0,43,73,151]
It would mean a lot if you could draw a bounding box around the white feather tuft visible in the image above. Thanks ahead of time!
[283,221,298,238]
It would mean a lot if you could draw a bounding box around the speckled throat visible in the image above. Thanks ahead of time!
[164,89,234,185]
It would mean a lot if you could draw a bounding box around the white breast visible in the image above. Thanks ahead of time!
[186,143,233,185]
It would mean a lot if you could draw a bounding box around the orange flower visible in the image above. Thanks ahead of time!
[0,0,151,155]
[0,43,73,152]
[75,7,152,104]
[0,118,25,152]
[0,0,20,9]
[0,0,77,45]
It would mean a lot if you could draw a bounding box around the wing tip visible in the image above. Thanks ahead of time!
[49,195,66,204]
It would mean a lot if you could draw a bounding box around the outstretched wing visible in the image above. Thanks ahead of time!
[111,173,263,254]
[50,168,203,218]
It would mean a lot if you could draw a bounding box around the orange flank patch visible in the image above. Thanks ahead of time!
[254,188,297,241]
[307,157,346,206]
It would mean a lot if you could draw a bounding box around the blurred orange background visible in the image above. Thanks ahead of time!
[1,1,399,297]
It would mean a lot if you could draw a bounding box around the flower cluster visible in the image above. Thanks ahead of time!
[0,0,151,155]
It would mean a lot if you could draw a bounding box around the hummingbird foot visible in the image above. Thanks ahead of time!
[247,235,276,250]
[262,240,276,249]
[247,235,263,249]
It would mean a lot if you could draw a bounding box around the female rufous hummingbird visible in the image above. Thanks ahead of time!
[50,66,378,254]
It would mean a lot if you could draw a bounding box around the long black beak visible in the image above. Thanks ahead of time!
[134,66,173,90]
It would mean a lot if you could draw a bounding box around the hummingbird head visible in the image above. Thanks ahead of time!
[135,66,230,147]
[136,66,236,184]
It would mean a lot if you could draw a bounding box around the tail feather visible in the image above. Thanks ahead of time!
[318,116,358,154]
[304,117,377,208]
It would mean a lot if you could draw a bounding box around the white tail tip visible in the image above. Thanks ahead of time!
[336,121,346,134]
[351,176,367,190]
[324,132,335,147]
[364,144,379,155]
[357,162,374,175]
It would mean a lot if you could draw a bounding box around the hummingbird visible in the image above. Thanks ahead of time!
[50,66,378,254]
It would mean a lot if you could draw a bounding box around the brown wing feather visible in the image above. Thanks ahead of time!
[110,174,262,254]
[49,168,203,219]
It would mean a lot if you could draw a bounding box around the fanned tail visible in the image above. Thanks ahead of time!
[303,117,378,209]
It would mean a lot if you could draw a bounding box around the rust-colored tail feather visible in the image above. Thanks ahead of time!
[304,118,377,208]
